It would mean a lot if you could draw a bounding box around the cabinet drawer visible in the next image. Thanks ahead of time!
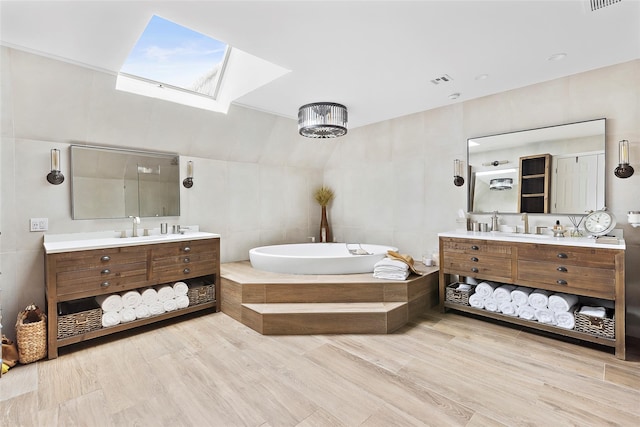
[151,240,216,258]
[517,260,615,299]
[54,247,147,272]
[517,244,616,268]
[151,260,216,283]
[441,238,512,258]
[442,253,512,281]
[56,261,148,299]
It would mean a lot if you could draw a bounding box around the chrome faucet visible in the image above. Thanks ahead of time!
[521,213,529,234]
[129,216,140,237]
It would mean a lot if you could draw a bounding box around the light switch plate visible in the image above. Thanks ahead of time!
[30,218,48,232]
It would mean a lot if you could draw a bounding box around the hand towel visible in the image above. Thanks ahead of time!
[499,301,518,317]
[483,297,499,312]
[579,306,607,318]
[101,311,120,327]
[493,285,516,303]
[517,304,536,321]
[141,288,158,305]
[548,293,580,313]
[475,281,498,299]
[148,301,165,316]
[134,304,151,319]
[173,281,189,296]
[556,311,576,330]
[175,295,190,309]
[469,293,484,309]
[457,283,472,292]
[373,258,410,280]
[528,289,551,310]
[156,285,175,302]
[163,298,178,312]
[119,307,136,323]
[535,308,557,325]
[511,287,533,307]
[121,290,142,309]
[96,294,123,313]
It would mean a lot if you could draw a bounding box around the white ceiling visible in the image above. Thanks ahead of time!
[1,0,639,129]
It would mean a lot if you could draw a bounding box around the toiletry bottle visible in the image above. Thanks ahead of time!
[553,220,564,237]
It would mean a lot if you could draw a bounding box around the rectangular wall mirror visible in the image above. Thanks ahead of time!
[468,118,606,215]
[71,145,181,219]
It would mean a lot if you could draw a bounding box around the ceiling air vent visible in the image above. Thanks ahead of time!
[430,74,453,85]
[586,0,622,12]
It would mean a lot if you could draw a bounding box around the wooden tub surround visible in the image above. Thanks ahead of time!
[221,261,439,334]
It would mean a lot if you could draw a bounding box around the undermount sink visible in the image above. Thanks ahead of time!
[122,234,172,241]
[496,232,552,239]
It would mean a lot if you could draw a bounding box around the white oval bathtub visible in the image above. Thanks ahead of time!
[249,243,397,275]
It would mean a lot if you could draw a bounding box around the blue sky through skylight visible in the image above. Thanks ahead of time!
[121,15,228,96]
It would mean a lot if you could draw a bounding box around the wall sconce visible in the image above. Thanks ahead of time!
[183,161,194,188]
[614,139,634,178]
[46,148,64,185]
[453,159,464,186]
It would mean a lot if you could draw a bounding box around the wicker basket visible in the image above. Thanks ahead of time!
[57,299,103,339]
[187,278,216,306]
[574,308,615,339]
[15,309,47,364]
[445,282,475,306]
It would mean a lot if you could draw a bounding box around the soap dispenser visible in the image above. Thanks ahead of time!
[552,220,565,237]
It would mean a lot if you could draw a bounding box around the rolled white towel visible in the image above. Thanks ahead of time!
[163,298,178,312]
[101,311,120,327]
[517,304,536,321]
[475,281,498,299]
[556,311,576,330]
[493,285,516,303]
[579,306,607,318]
[535,308,557,325]
[173,281,189,296]
[96,294,123,313]
[548,293,580,313]
[148,301,165,316]
[156,285,175,302]
[483,297,499,312]
[121,290,142,309]
[134,304,151,319]
[141,288,158,305]
[175,295,190,309]
[528,289,551,310]
[469,293,484,309]
[499,301,518,317]
[119,307,136,323]
[511,287,533,307]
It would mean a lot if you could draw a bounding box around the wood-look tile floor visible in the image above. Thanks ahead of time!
[2,310,639,426]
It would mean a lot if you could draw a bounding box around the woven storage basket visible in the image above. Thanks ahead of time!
[574,308,615,339]
[57,299,102,339]
[16,310,47,364]
[187,278,216,306]
[445,282,475,306]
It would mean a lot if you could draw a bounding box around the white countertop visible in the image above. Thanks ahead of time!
[43,230,221,254]
[438,230,625,250]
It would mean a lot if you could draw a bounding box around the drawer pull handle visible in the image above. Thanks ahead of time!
[100,281,110,288]
[557,253,568,259]
[470,257,479,262]
[556,279,567,285]
[557,266,567,272]
[471,245,479,251]
[101,269,110,275]
[471,267,479,273]
[184,257,191,263]
[183,268,191,274]
[100,255,111,262]
[183,246,191,253]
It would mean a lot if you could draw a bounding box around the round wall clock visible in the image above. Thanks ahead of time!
[583,210,616,237]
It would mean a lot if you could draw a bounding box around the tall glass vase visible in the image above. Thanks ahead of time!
[319,205,331,243]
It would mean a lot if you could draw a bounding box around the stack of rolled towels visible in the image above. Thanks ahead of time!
[96,281,191,327]
[467,282,580,330]
[373,258,409,280]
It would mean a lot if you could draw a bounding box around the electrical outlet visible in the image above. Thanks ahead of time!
[30,218,48,232]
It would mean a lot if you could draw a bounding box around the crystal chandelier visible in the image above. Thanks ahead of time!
[298,102,348,138]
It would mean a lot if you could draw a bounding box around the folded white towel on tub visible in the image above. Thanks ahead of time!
[121,290,142,308]
[156,285,175,302]
[373,271,409,280]
[475,281,499,299]
[528,289,551,310]
[96,294,123,313]
[548,293,579,313]
[141,288,158,305]
[119,307,136,323]
[374,258,409,271]
[163,298,178,312]
[517,304,536,321]
[483,297,499,312]
[493,285,516,303]
[134,304,151,319]
[101,311,120,327]
[535,308,557,325]
[175,295,190,309]
[469,293,484,309]
[148,301,165,316]
[173,281,189,296]
[499,301,518,317]
[511,287,533,307]
[556,311,576,330]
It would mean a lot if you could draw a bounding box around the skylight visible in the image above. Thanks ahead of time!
[116,15,290,113]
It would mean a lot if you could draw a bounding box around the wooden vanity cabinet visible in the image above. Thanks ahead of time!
[439,235,626,359]
[45,237,220,359]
